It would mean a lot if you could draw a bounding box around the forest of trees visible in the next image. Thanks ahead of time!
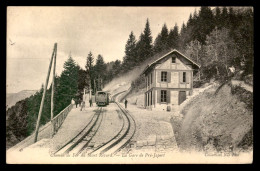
[82,6,253,93]
[108,7,253,83]
[6,7,253,148]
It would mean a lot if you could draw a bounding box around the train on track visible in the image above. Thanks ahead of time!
[95,91,110,106]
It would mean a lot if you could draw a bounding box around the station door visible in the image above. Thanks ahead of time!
[179,91,186,105]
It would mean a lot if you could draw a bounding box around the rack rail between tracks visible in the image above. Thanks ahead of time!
[88,102,136,155]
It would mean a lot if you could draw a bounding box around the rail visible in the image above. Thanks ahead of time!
[89,101,136,155]
[51,104,73,135]
[54,107,103,155]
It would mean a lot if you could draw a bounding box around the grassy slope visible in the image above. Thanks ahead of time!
[176,84,253,152]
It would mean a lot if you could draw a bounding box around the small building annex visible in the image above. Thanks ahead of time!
[142,49,200,111]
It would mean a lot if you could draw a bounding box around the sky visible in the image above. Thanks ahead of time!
[7,6,199,94]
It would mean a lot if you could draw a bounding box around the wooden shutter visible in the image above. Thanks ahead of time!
[186,71,190,83]
[167,72,171,83]
[167,90,171,103]
[157,71,161,83]
[180,72,183,83]
[157,90,161,104]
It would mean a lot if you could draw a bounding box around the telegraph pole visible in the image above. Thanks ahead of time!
[50,43,57,137]
[34,43,57,143]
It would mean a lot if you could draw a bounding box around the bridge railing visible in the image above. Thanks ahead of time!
[51,104,73,135]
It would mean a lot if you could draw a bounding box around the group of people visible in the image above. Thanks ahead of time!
[71,98,93,111]
[71,98,128,110]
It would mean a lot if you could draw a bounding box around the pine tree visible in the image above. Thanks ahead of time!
[124,31,137,67]
[94,54,106,91]
[86,51,95,91]
[112,59,121,77]
[56,54,79,112]
[136,18,153,62]
[154,23,169,53]
[125,31,137,57]
[215,7,222,29]
[160,23,169,46]
[167,24,179,50]
[197,6,215,44]
[143,18,153,54]
[77,67,87,102]
[179,22,188,51]
[221,7,229,28]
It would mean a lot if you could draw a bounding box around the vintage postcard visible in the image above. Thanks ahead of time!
[6,6,253,164]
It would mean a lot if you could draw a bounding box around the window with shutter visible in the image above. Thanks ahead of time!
[161,72,167,82]
[161,90,167,102]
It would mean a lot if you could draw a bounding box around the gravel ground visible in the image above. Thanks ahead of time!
[117,102,177,155]
[122,103,174,140]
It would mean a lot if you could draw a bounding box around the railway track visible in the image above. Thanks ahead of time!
[54,107,103,156]
[53,95,136,157]
[84,102,136,156]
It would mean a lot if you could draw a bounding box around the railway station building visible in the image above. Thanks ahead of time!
[142,49,200,111]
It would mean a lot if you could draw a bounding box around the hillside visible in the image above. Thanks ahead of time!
[171,83,253,153]
[6,99,28,150]
[6,90,37,110]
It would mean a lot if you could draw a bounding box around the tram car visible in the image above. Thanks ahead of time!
[95,91,109,106]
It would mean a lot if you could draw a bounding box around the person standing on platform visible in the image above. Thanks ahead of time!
[71,98,75,108]
[80,100,85,111]
[89,98,92,107]
[75,98,78,108]
[125,99,128,109]
[78,99,81,107]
